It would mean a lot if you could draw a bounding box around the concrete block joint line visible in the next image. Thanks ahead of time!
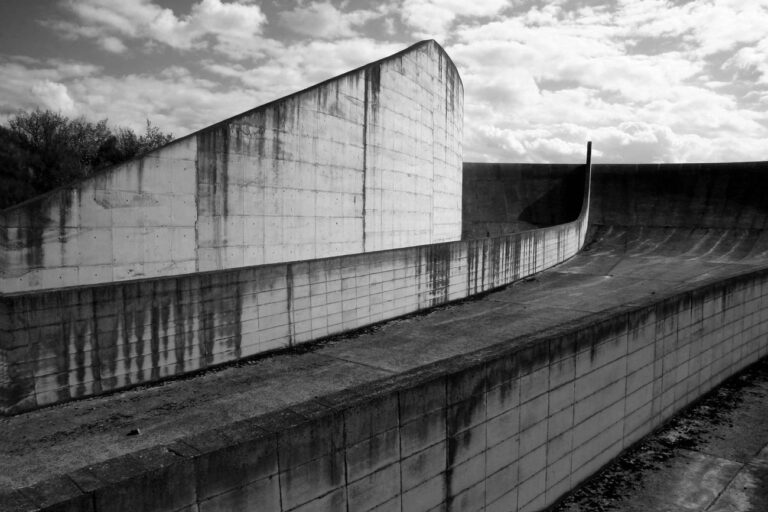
[1,39,768,512]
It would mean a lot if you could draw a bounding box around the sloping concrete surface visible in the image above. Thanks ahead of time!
[2,215,768,493]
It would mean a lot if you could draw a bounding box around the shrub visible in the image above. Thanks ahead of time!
[0,109,173,209]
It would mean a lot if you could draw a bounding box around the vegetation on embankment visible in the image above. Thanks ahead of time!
[0,109,173,209]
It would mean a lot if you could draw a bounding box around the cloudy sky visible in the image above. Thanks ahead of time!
[1,0,766,163]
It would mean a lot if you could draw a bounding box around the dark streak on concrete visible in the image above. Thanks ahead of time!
[286,264,294,348]
[199,275,215,367]
[362,67,371,253]
[22,200,49,270]
[173,283,187,375]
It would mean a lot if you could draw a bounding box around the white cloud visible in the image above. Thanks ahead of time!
[618,0,768,57]
[278,2,382,39]
[726,37,768,85]
[100,36,127,53]
[0,36,401,142]
[205,38,403,95]
[16,0,768,164]
[0,57,99,121]
[31,80,77,115]
[450,0,768,163]
[0,56,255,137]
[52,0,268,59]
[402,0,510,40]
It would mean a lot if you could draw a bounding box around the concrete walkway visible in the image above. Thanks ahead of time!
[555,356,768,512]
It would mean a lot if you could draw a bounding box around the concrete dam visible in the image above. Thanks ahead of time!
[1,40,767,512]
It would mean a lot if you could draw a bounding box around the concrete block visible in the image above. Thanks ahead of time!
[278,413,343,469]
[572,422,623,476]
[191,429,277,500]
[91,450,196,512]
[0,490,37,512]
[402,441,446,492]
[447,480,484,512]
[517,468,545,512]
[288,487,347,512]
[486,432,519,476]
[446,364,485,407]
[346,428,400,484]
[347,463,401,512]
[549,382,575,415]
[518,444,546,483]
[548,406,574,441]
[485,488,518,512]
[485,462,518,506]
[399,408,445,458]
[448,452,486,495]
[574,358,626,402]
[549,353,575,389]
[519,365,549,403]
[574,378,624,425]
[448,422,486,467]
[545,474,572,509]
[446,394,486,437]
[519,393,548,433]
[17,476,92,512]
[519,416,548,457]
[368,496,401,512]
[626,360,654,395]
[279,451,345,511]
[198,474,279,512]
[486,405,520,448]
[573,399,625,448]
[401,473,445,512]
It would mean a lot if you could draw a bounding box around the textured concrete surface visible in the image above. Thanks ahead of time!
[556,355,768,512]
[0,40,463,294]
[2,151,768,512]
[462,163,585,239]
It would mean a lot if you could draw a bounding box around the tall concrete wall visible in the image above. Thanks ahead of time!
[590,162,768,229]
[465,162,768,237]
[0,202,589,413]
[462,163,586,239]
[0,40,463,295]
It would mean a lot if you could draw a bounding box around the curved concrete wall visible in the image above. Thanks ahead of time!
[0,40,463,295]
[0,196,589,413]
[590,162,768,229]
[462,163,586,239]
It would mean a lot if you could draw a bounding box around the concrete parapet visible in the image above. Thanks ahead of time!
[4,256,767,511]
[0,40,463,294]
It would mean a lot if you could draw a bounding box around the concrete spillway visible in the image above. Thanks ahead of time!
[2,160,768,512]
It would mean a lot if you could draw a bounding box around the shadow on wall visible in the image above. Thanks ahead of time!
[462,163,586,239]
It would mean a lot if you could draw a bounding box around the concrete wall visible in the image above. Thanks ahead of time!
[0,202,588,413]
[0,40,463,295]
[590,162,768,229]
[11,252,768,512]
[462,161,768,239]
[462,163,585,239]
